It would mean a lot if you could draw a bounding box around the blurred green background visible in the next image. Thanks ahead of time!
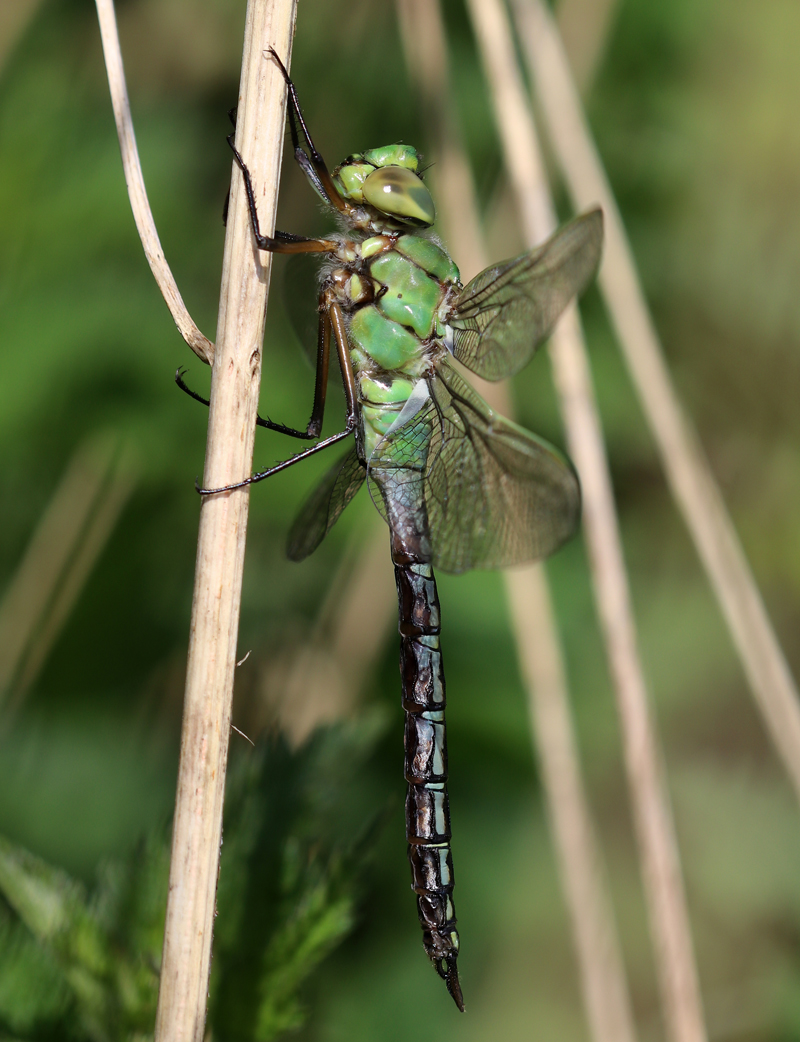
[1,0,799,1038]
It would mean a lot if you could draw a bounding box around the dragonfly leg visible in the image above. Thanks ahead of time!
[266,49,353,217]
[325,294,359,427]
[227,136,338,255]
[197,427,354,496]
[176,368,323,441]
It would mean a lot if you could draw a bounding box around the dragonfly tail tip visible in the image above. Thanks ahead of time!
[442,956,465,1011]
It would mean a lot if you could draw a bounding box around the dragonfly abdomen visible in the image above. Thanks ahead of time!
[395,559,464,1011]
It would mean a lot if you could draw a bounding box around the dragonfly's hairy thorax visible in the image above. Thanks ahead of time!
[327,232,462,459]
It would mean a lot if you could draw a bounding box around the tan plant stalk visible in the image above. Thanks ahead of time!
[152,0,298,1032]
[5,449,135,720]
[95,0,215,364]
[266,516,395,747]
[505,565,637,1042]
[464,1,708,1041]
[396,2,636,1039]
[0,435,130,714]
[0,0,47,73]
[514,0,800,807]
[555,0,620,94]
[95,0,297,1036]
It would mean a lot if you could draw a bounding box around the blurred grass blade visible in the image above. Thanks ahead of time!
[506,564,638,1042]
[464,0,708,1041]
[261,515,395,748]
[94,0,215,364]
[0,433,135,720]
[555,0,620,95]
[514,0,800,808]
[0,0,46,74]
[397,2,637,1040]
[395,0,485,281]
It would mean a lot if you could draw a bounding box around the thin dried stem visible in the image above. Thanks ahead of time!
[95,0,215,364]
[506,565,637,1042]
[395,0,485,281]
[112,0,297,1037]
[0,434,131,715]
[555,0,620,94]
[6,452,134,720]
[465,1,708,1041]
[515,0,800,808]
[266,516,395,748]
[0,0,46,73]
[398,2,636,1039]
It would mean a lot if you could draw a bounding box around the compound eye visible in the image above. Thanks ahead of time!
[362,166,435,226]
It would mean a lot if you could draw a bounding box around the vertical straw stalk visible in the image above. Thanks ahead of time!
[464,1,708,1041]
[96,0,298,1036]
[555,0,620,94]
[0,0,47,73]
[504,566,637,1042]
[514,0,800,808]
[266,518,395,747]
[396,2,636,1039]
[0,434,133,718]
[153,0,297,1036]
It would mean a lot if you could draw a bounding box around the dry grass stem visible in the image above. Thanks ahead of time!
[7,456,134,720]
[395,0,485,281]
[267,516,395,747]
[0,435,132,717]
[146,0,298,1037]
[506,565,638,1042]
[555,0,620,94]
[465,0,708,1040]
[0,0,46,73]
[515,0,800,806]
[399,2,636,1039]
[94,0,214,365]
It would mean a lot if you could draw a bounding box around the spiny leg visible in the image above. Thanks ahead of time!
[196,294,359,495]
[176,367,321,441]
[325,291,359,423]
[197,427,354,496]
[177,274,340,444]
[227,136,338,255]
[266,48,353,215]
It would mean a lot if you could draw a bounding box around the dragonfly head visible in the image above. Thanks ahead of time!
[333,144,435,228]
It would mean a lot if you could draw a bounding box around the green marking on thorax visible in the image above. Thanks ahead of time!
[348,306,420,371]
[395,236,460,284]
[369,252,444,339]
[360,375,415,404]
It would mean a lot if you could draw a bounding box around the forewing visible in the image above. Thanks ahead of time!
[287,445,366,561]
[450,208,603,381]
[366,363,581,574]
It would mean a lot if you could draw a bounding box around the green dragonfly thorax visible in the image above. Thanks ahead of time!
[331,229,461,459]
[333,144,435,229]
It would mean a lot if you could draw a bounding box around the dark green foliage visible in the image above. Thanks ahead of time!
[0,717,385,1042]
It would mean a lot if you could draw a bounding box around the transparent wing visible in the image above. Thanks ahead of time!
[283,253,322,369]
[449,208,603,381]
[367,362,580,574]
[287,444,366,561]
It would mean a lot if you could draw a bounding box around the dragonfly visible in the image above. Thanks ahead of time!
[185,50,602,1011]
